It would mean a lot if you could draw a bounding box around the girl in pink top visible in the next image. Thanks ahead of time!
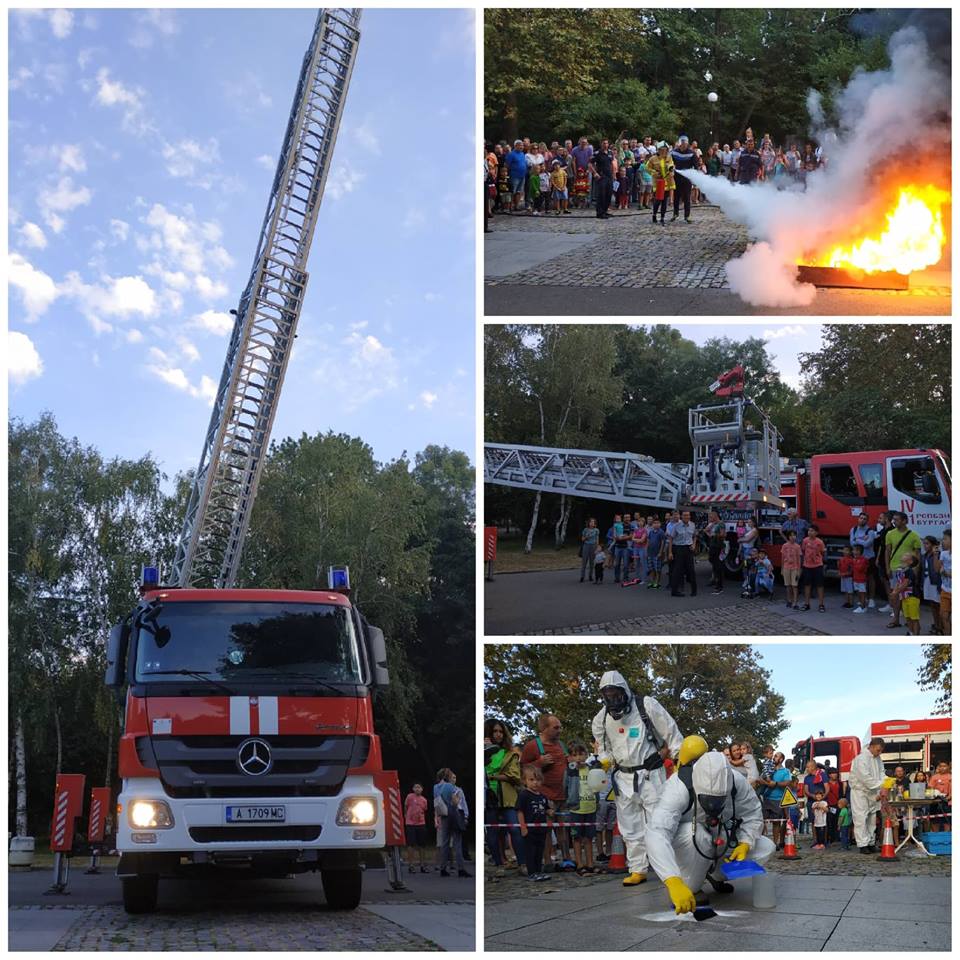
[404,783,430,872]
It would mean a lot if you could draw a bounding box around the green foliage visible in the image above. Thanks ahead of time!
[484,643,788,750]
[485,8,905,145]
[918,644,951,714]
[10,416,475,835]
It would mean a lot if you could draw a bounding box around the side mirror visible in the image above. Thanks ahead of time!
[104,622,129,693]
[366,625,389,689]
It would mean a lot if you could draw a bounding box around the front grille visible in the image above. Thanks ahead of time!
[138,735,369,799]
[188,826,321,843]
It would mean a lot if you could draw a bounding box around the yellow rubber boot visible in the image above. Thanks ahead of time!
[622,871,647,886]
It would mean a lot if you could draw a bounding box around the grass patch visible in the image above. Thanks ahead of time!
[489,537,582,573]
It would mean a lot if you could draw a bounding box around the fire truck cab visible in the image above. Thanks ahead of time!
[105,586,404,914]
[760,449,951,570]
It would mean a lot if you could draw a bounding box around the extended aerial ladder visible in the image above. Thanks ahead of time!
[171,8,361,589]
[484,379,786,511]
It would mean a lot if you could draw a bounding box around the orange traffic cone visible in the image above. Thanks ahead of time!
[607,821,628,874]
[878,818,899,861]
[780,818,802,860]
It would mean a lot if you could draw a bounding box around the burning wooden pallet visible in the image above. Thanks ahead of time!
[796,264,909,290]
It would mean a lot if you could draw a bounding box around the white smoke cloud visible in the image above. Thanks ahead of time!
[679,26,951,307]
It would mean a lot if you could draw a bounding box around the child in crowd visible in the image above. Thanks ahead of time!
[517,765,551,882]
[563,741,597,875]
[837,797,852,849]
[593,546,606,584]
[632,519,648,585]
[781,529,802,609]
[646,518,665,589]
[616,158,632,208]
[550,160,569,216]
[892,553,922,635]
[838,544,855,608]
[753,549,775,599]
[851,543,870,612]
[638,157,653,208]
[529,165,542,215]
[812,789,828,848]
[538,166,552,214]
[404,782,430,873]
[937,529,951,637]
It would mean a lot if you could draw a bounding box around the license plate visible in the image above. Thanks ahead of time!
[224,805,286,823]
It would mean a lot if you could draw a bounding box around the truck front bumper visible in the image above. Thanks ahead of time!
[117,775,385,855]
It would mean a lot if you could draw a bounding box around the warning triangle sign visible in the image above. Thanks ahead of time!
[780,787,798,808]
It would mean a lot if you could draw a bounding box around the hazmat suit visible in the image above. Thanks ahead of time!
[591,671,683,880]
[646,750,775,913]
[848,746,885,849]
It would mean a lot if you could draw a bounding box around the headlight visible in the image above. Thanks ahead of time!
[129,800,174,829]
[336,797,377,826]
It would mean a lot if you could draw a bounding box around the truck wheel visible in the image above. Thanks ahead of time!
[321,867,362,910]
[122,874,159,914]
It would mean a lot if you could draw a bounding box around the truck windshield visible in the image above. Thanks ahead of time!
[134,601,363,684]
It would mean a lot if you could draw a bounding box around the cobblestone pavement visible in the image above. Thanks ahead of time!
[518,601,829,636]
[10,904,441,951]
[485,206,951,298]
[487,205,743,289]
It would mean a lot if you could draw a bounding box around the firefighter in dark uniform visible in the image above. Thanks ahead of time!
[590,139,617,219]
[670,135,700,222]
[737,137,763,184]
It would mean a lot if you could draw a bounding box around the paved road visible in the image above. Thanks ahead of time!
[483,207,950,316]
[484,561,939,636]
[9,865,475,950]
[484,869,950,951]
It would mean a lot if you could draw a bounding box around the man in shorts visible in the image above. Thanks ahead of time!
[505,140,528,212]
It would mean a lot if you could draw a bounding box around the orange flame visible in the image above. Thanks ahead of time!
[805,185,949,275]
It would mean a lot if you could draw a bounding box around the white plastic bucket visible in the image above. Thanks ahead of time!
[752,871,777,909]
[9,835,35,867]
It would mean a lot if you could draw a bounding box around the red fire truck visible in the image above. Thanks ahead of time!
[793,716,952,779]
[106,584,404,913]
[754,448,951,570]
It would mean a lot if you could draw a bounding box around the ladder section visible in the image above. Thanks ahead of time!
[688,398,781,503]
[484,443,687,510]
[172,9,361,588]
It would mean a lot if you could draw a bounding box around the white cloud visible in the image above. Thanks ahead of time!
[88,315,114,336]
[313,332,400,411]
[352,120,381,155]
[149,364,190,391]
[110,218,129,241]
[142,203,232,278]
[325,165,364,201]
[9,254,58,320]
[9,331,44,384]
[48,9,74,39]
[126,328,144,344]
[192,309,234,336]
[176,336,200,364]
[161,137,220,181]
[57,144,86,172]
[420,390,438,409]
[762,325,806,341]
[95,67,140,108]
[19,222,48,250]
[198,375,217,405]
[146,360,217,403]
[10,67,35,91]
[222,73,273,114]
[194,274,228,301]
[129,9,179,49]
[38,176,92,232]
[255,154,274,170]
[60,271,158,321]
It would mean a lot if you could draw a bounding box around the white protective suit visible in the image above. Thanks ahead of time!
[591,671,683,874]
[848,747,885,848]
[646,751,775,896]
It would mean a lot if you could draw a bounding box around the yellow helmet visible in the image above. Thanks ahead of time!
[678,734,709,766]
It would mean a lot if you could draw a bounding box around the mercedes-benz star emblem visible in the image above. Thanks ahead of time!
[237,737,273,776]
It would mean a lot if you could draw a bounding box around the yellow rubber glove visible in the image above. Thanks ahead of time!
[600,757,613,772]
[882,776,895,790]
[724,841,750,862]
[664,876,697,915]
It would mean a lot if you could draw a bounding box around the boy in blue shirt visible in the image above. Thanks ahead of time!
[646,518,666,589]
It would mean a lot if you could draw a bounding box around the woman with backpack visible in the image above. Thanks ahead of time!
[484,718,524,876]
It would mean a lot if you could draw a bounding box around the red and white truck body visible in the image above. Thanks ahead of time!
[106,587,404,911]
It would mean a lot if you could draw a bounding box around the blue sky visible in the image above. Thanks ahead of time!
[633,322,824,391]
[8,8,476,478]
[758,644,943,756]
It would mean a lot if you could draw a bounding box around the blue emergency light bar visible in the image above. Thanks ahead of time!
[141,564,160,589]
[327,566,350,591]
